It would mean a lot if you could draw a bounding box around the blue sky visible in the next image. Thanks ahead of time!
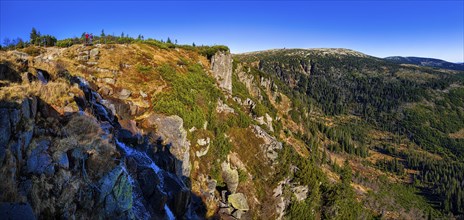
[1,1,463,62]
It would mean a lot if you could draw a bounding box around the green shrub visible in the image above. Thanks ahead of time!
[136,63,153,73]
[152,63,222,129]
[56,39,74,47]
[198,45,230,60]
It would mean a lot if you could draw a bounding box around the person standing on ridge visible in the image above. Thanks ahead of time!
[85,33,89,45]
[90,33,93,45]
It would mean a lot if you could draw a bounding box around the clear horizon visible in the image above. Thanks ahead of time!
[1,1,463,62]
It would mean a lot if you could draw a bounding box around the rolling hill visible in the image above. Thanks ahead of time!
[1,41,463,219]
[385,56,464,71]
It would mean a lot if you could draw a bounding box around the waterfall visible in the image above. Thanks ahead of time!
[122,166,152,220]
[165,204,175,220]
[117,140,175,219]
[74,76,178,220]
[116,140,163,181]
[37,70,47,84]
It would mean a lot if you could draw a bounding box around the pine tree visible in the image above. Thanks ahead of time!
[30,27,39,45]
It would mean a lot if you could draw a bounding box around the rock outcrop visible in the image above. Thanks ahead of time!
[228,193,250,219]
[211,51,232,94]
[195,137,210,158]
[216,99,235,114]
[142,114,191,177]
[98,166,133,218]
[228,193,249,211]
[292,185,309,202]
[252,125,282,163]
[221,161,239,194]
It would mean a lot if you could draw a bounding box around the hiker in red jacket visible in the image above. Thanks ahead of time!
[85,33,89,45]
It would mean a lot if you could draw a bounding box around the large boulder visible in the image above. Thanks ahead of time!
[119,89,132,100]
[228,193,249,211]
[98,166,133,216]
[90,48,100,58]
[19,130,33,152]
[142,114,191,177]
[211,51,232,94]
[20,98,31,119]
[221,161,239,194]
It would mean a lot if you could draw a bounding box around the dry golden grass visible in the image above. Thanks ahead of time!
[321,165,340,183]
[59,115,118,179]
[2,42,213,117]
[351,182,370,195]
[283,135,310,157]
[366,149,396,164]
[449,128,464,139]
[396,68,439,82]
[0,80,81,110]
[22,46,45,56]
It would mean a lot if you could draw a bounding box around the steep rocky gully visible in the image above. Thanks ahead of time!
[0,68,201,219]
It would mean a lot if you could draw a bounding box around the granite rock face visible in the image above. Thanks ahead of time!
[221,161,239,194]
[143,114,191,177]
[211,51,233,94]
[252,125,283,162]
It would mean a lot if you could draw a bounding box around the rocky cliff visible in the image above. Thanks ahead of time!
[211,51,233,94]
[0,73,198,219]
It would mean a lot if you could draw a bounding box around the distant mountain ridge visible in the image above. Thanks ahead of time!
[385,56,464,71]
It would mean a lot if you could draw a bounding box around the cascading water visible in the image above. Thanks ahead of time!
[165,204,175,220]
[73,76,177,220]
[116,141,176,220]
[116,141,163,185]
[122,166,152,220]
[37,70,48,84]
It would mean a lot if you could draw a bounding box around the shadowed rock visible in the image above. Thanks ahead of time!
[0,202,35,220]
[0,63,22,83]
[26,139,54,175]
[142,114,191,178]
